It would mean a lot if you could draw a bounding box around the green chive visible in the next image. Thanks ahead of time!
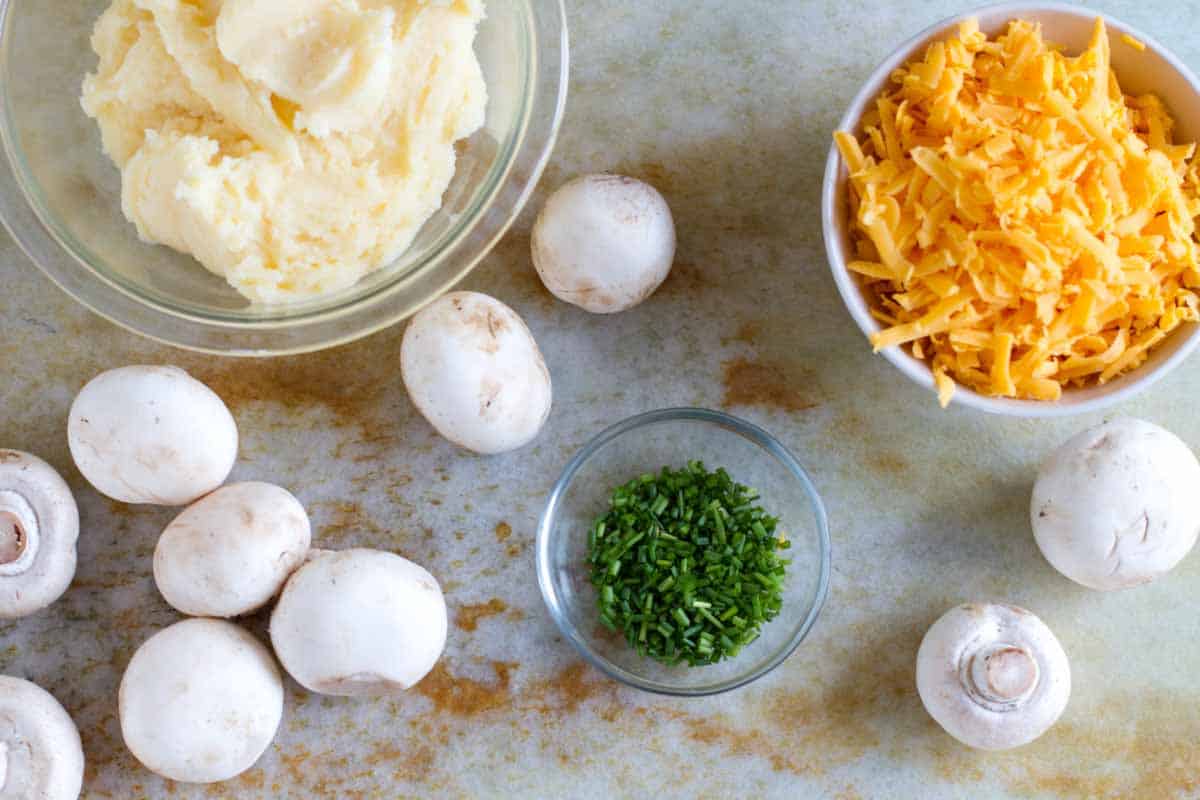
[587,462,790,667]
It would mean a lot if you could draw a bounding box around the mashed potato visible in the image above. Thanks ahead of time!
[81,0,487,304]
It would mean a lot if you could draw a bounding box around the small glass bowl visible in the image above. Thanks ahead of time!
[536,408,831,696]
[0,0,567,355]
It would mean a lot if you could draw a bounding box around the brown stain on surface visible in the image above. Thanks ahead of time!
[187,345,391,425]
[414,661,517,717]
[454,598,508,632]
[310,500,385,542]
[494,522,512,542]
[237,770,265,790]
[722,358,817,412]
[951,689,1200,799]
[659,261,714,297]
[869,451,909,478]
[656,624,920,778]
[613,161,680,196]
[365,740,436,781]
[529,662,613,715]
[723,321,762,345]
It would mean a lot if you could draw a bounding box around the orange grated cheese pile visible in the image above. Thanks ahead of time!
[835,17,1200,406]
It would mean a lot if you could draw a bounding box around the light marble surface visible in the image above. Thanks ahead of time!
[4,0,1200,797]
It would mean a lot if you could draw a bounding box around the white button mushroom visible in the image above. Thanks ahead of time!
[1031,418,1200,591]
[916,603,1070,751]
[270,549,446,696]
[0,676,84,800]
[401,291,552,455]
[119,618,283,784]
[154,482,312,618]
[0,451,79,619]
[532,174,676,313]
[68,366,238,506]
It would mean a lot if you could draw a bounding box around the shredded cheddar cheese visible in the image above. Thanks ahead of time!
[1121,33,1147,52]
[836,18,1200,406]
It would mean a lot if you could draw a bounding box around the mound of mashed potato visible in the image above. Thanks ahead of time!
[81,0,487,304]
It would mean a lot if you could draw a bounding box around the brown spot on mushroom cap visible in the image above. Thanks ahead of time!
[454,599,508,633]
[478,379,503,418]
[722,358,818,412]
[459,306,509,355]
[494,522,512,542]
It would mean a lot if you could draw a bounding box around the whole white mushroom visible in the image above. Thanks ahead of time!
[916,603,1070,751]
[154,482,312,618]
[68,366,238,506]
[1031,418,1200,591]
[401,291,552,455]
[532,174,676,313]
[270,549,446,696]
[0,676,84,800]
[0,451,79,619]
[119,618,283,784]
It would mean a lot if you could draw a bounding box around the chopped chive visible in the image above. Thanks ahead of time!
[587,462,790,667]
[650,495,669,516]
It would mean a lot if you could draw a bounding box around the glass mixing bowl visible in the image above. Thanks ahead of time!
[0,0,567,355]
[537,408,832,696]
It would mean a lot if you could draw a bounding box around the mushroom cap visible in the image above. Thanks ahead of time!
[154,482,312,617]
[532,174,676,314]
[401,292,552,455]
[0,676,84,800]
[119,618,283,783]
[1031,418,1200,591]
[916,603,1070,751]
[270,548,447,696]
[0,451,79,619]
[68,366,238,506]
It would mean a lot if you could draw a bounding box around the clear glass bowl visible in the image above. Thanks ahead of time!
[0,0,567,355]
[537,408,831,696]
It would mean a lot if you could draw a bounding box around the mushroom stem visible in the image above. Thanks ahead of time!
[962,642,1039,710]
[0,490,38,577]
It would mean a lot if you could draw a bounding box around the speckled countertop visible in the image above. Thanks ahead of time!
[4,0,1200,797]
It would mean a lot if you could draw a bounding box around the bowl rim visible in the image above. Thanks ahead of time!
[0,0,570,356]
[821,1,1200,418]
[535,407,832,697]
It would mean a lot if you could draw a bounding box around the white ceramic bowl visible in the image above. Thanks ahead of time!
[822,3,1200,417]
